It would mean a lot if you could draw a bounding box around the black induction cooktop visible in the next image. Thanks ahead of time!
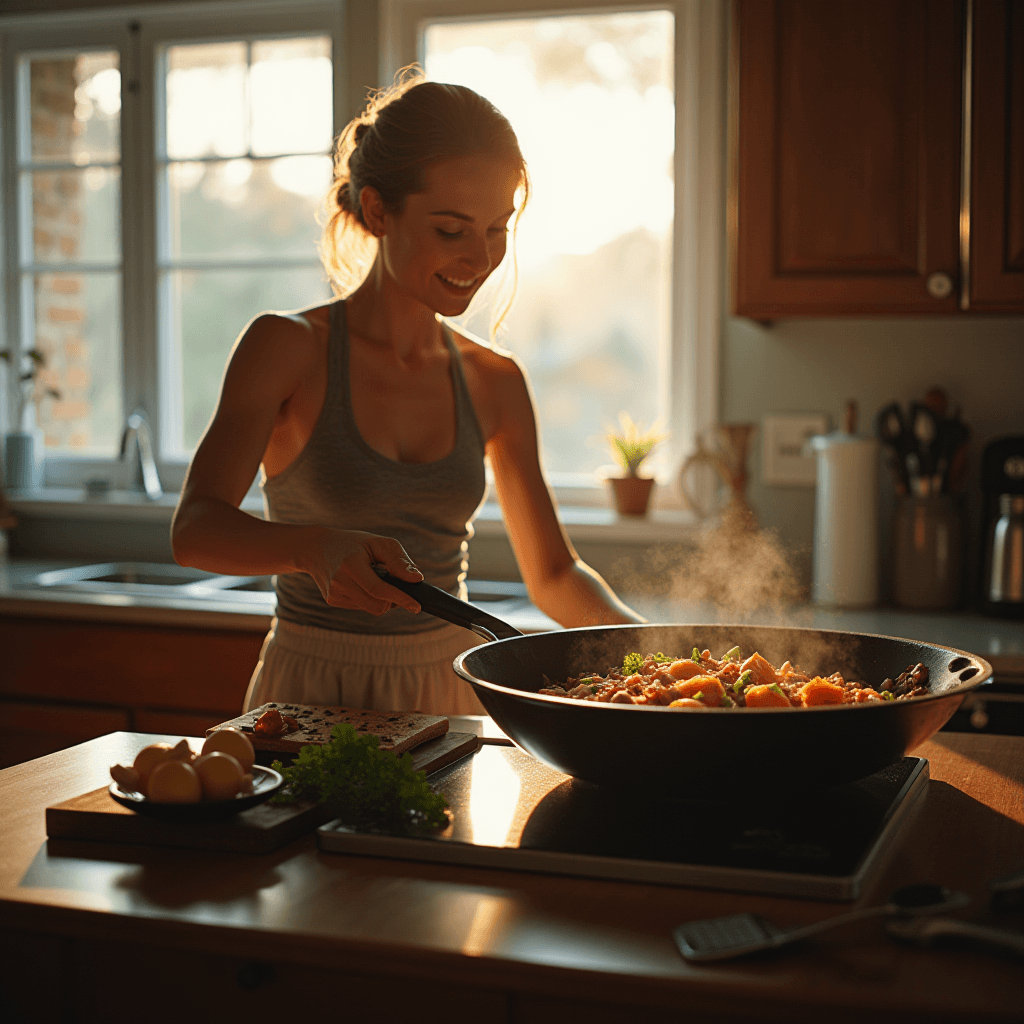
[317,746,929,901]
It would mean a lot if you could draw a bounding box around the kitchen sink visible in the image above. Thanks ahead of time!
[30,562,271,599]
[26,562,527,608]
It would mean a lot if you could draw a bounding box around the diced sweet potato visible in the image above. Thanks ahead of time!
[743,683,792,708]
[668,659,704,680]
[666,676,725,707]
[739,652,778,688]
[798,678,846,706]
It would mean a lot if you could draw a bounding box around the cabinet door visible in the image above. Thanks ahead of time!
[733,0,963,317]
[970,0,1024,309]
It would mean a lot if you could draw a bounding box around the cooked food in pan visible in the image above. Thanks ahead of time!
[537,648,930,709]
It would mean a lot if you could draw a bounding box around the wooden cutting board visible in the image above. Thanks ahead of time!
[209,703,449,756]
[45,732,480,854]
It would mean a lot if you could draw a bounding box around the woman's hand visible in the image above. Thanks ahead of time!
[302,528,424,616]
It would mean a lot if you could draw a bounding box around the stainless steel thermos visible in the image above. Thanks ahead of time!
[981,436,1024,618]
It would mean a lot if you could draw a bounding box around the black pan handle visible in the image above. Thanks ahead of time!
[373,568,524,643]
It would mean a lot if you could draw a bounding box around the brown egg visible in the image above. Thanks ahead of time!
[132,743,175,796]
[193,752,245,801]
[201,728,255,773]
[147,759,202,803]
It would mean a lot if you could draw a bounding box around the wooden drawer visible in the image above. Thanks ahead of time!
[0,616,262,713]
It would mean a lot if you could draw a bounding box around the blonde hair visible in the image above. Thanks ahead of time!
[318,68,529,336]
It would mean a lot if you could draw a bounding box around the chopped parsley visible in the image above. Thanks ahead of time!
[691,647,702,664]
[622,652,644,675]
[652,652,673,664]
[722,646,741,662]
[271,723,448,835]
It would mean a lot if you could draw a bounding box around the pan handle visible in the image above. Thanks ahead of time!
[374,568,525,643]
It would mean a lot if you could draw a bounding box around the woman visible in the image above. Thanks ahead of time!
[171,74,643,716]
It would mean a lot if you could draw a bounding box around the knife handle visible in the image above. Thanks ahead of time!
[373,568,524,643]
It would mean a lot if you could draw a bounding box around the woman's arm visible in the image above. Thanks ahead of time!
[477,348,644,627]
[171,313,423,616]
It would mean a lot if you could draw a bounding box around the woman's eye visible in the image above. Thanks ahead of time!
[436,228,462,240]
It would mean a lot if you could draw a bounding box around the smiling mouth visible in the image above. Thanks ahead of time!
[437,273,478,291]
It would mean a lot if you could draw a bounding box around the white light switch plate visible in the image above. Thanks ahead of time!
[762,414,829,486]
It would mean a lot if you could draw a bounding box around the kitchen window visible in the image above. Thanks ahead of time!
[2,0,722,514]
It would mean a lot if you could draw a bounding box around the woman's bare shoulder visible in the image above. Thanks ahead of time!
[450,327,526,391]
[230,304,331,379]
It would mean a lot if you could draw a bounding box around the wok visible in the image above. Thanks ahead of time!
[380,573,992,788]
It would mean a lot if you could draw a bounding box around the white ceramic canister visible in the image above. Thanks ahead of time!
[807,433,880,608]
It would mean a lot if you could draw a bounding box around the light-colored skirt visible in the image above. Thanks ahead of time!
[243,617,487,716]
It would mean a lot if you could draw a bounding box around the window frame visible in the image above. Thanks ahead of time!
[382,0,724,508]
[1,0,723,515]
[0,0,347,496]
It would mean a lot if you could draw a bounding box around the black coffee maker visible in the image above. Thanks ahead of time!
[980,436,1024,618]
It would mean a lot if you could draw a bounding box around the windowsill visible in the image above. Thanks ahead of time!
[5,487,704,545]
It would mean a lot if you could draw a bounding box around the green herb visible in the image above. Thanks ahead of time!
[590,684,600,693]
[691,690,704,701]
[733,670,752,692]
[768,683,787,699]
[722,646,741,662]
[881,691,894,701]
[271,724,448,835]
[691,647,702,664]
[622,652,644,675]
[720,695,735,708]
[580,676,596,684]
[652,652,673,664]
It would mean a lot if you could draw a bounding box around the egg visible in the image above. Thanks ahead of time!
[201,728,255,773]
[132,743,176,795]
[147,759,202,803]
[193,752,245,801]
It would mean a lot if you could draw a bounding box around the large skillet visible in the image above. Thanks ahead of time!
[380,573,992,788]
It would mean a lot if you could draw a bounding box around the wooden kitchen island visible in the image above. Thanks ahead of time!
[1,731,1022,1023]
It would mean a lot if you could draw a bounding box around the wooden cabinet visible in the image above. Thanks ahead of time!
[970,0,1024,310]
[0,615,264,766]
[733,0,1024,318]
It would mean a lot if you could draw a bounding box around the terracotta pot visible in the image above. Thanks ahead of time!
[608,475,655,516]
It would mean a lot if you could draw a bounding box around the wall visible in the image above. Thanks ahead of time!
[719,314,1024,597]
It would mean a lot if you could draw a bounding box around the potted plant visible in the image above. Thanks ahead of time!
[604,412,666,516]
[1,347,60,490]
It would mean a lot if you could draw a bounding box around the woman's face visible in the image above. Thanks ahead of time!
[372,152,522,317]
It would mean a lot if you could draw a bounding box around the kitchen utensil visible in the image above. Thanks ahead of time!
[375,572,992,790]
[807,430,880,607]
[891,495,965,610]
[107,765,284,821]
[981,436,1024,618]
[909,402,940,484]
[887,916,1024,960]
[874,403,912,493]
[672,883,969,962]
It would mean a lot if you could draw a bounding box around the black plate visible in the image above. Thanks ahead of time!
[108,765,283,820]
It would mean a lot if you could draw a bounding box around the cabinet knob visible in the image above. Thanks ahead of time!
[926,272,953,299]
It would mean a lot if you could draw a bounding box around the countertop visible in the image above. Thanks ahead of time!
[1,731,1022,1022]
[2,557,1021,678]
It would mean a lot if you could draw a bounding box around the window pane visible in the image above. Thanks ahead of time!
[28,51,120,165]
[165,42,248,159]
[164,268,331,453]
[31,271,122,454]
[251,36,333,155]
[424,12,674,479]
[165,155,331,260]
[28,167,120,264]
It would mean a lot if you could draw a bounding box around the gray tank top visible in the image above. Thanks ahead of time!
[262,300,488,634]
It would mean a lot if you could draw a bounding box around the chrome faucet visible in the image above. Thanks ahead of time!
[120,408,162,500]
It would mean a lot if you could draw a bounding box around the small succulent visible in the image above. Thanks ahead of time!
[0,347,60,430]
[606,412,666,477]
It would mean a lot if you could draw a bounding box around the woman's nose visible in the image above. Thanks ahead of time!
[462,235,493,275]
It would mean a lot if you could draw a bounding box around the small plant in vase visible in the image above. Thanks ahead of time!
[605,412,666,516]
[1,347,60,490]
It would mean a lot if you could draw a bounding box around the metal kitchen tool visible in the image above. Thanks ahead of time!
[887,916,1024,960]
[673,883,969,962]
